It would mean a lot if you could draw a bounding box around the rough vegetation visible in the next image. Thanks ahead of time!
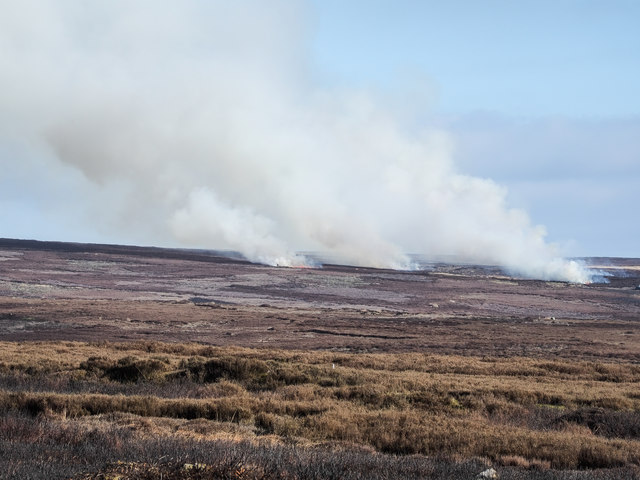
[1,340,640,479]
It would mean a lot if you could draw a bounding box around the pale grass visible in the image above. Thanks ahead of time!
[2,340,640,469]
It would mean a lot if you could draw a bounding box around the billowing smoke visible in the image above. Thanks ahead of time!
[0,0,596,283]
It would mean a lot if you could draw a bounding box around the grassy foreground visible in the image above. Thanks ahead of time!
[1,340,640,479]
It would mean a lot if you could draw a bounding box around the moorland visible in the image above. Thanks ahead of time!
[1,238,639,479]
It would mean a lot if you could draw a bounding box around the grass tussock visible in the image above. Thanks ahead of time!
[1,340,640,478]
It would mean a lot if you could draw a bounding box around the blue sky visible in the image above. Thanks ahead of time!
[310,0,640,117]
[0,0,638,268]
[310,0,640,256]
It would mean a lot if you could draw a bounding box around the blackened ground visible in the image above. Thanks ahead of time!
[0,239,639,361]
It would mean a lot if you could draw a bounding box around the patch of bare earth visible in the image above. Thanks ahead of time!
[0,239,639,360]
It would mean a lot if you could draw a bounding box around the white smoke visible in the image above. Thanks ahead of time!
[0,0,597,282]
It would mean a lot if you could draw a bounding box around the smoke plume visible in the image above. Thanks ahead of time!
[0,0,596,283]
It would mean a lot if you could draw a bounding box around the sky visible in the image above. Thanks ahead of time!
[0,0,638,282]
[309,0,640,257]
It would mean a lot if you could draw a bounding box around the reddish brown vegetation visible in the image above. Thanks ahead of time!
[1,239,640,478]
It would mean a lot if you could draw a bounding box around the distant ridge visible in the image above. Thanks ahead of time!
[2,238,637,275]
[0,238,251,265]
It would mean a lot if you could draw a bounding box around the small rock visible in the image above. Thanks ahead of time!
[476,468,498,479]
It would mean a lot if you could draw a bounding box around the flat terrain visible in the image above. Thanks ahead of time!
[1,239,640,479]
[1,238,639,360]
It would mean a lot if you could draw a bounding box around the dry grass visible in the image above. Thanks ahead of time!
[1,340,640,478]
